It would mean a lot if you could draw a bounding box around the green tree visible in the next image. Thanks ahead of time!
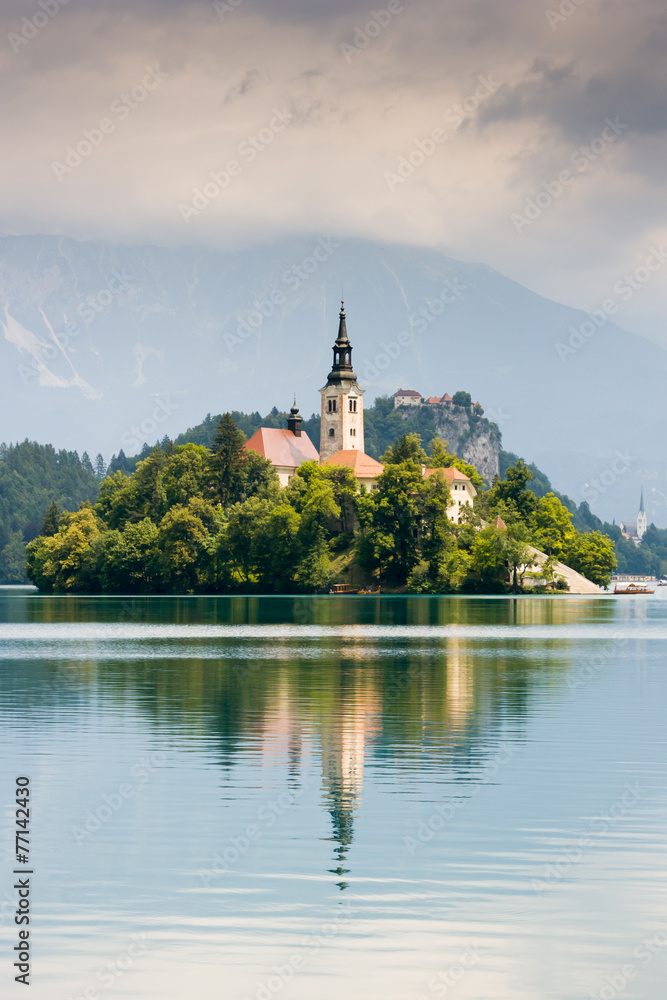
[452,391,472,408]
[565,531,616,587]
[94,454,107,480]
[99,518,160,592]
[466,525,531,593]
[41,501,62,537]
[162,444,211,508]
[357,462,425,584]
[26,504,103,592]
[531,493,576,558]
[484,459,537,525]
[157,498,222,593]
[0,531,28,584]
[209,413,248,505]
[381,433,428,466]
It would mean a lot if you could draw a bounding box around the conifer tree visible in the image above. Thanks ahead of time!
[209,414,248,506]
[41,500,61,537]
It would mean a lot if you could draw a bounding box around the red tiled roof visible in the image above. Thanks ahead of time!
[244,428,319,467]
[494,515,507,530]
[393,388,421,397]
[324,450,384,477]
[440,393,453,403]
[422,467,472,484]
[426,396,441,405]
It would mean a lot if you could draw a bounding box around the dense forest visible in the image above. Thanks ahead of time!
[0,441,102,584]
[24,415,616,594]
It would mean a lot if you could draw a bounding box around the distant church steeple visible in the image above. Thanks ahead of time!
[637,487,647,540]
[319,302,365,461]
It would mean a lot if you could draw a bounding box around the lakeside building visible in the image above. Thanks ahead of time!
[620,490,648,545]
[244,302,476,520]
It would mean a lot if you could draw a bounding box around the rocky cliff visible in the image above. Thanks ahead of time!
[397,403,500,482]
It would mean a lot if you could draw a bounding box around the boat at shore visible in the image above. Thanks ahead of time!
[328,584,381,595]
[613,582,655,595]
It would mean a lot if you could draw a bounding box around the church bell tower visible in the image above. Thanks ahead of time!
[319,301,365,462]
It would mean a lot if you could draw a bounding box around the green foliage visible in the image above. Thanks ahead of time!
[381,433,428,466]
[26,504,103,592]
[452,391,472,408]
[484,459,537,526]
[531,493,576,558]
[564,531,616,587]
[0,440,99,583]
[19,415,624,596]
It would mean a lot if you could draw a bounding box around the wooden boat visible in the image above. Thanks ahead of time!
[357,585,381,595]
[329,583,358,595]
[613,583,655,595]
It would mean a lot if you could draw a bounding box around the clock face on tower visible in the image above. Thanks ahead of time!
[319,302,365,462]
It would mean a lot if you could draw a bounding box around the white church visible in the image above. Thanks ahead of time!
[244,302,476,521]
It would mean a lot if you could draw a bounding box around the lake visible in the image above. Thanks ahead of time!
[1,591,667,1000]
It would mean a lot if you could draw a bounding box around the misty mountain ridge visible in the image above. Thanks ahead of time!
[1,233,664,525]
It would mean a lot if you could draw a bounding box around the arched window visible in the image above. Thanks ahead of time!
[329,428,335,437]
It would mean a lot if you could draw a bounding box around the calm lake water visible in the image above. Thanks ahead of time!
[2,590,667,1000]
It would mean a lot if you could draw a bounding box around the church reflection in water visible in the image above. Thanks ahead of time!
[320,678,380,888]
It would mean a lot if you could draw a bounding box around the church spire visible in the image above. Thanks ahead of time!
[639,488,645,513]
[336,300,349,344]
[325,300,357,386]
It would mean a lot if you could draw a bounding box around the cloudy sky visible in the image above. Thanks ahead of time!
[2,0,667,344]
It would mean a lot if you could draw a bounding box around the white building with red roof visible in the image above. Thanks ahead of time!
[244,401,318,486]
[422,466,477,523]
[393,388,422,408]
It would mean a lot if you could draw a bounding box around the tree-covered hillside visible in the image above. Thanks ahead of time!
[0,441,102,583]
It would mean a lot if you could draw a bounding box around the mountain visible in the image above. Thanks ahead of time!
[1,233,665,525]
